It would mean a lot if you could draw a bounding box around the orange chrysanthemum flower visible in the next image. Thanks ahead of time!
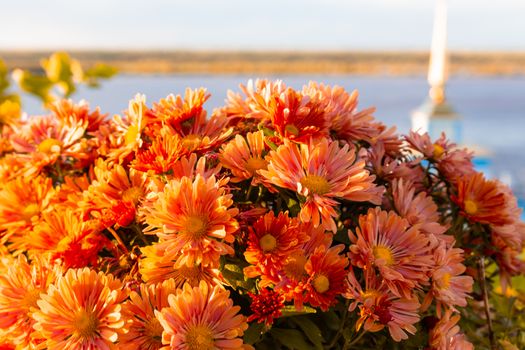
[132,128,184,174]
[0,255,61,348]
[349,208,433,298]
[107,94,148,164]
[452,172,512,226]
[346,268,421,342]
[272,223,333,309]
[219,130,268,184]
[139,244,222,287]
[120,279,177,350]
[33,268,127,349]
[0,175,55,252]
[9,113,89,172]
[259,139,383,232]
[156,281,248,350]
[152,91,232,155]
[146,88,210,130]
[263,87,330,143]
[422,242,473,315]
[50,99,108,133]
[83,158,150,226]
[27,208,105,268]
[304,245,349,311]
[144,175,239,268]
[170,152,223,181]
[244,211,306,283]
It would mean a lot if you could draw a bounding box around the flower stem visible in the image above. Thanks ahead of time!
[478,257,496,350]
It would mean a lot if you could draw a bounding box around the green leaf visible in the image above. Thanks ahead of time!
[84,63,118,87]
[271,328,312,350]
[320,310,340,331]
[244,322,267,345]
[0,59,10,95]
[12,69,54,104]
[281,305,317,317]
[291,316,324,350]
[41,52,78,96]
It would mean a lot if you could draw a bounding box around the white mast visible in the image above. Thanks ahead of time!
[428,0,448,104]
[411,0,460,142]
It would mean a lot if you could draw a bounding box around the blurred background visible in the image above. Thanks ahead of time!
[1,0,524,212]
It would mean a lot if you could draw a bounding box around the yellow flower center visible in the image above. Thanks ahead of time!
[182,134,202,151]
[73,309,99,339]
[285,124,300,136]
[373,245,395,266]
[300,175,331,195]
[433,144,445,159]
[122,186,142,205]
[245,157,267,175]
[144,317,163,344]
[439,272,452,290]
[184,216,208,238]
[313,274,330,294]
[259,234,277,252]
[125,124,140,146]
[283,252,307,280]
[176,265,203,285]
[37,138,63,154]
[361,289,381,301]
[23,203,40,222]
[185,324,215,350]
[464,199,478,215]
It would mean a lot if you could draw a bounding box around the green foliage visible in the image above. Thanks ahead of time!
[0,52,116,121]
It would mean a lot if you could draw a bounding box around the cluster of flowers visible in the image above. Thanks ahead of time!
[0,80,523,349]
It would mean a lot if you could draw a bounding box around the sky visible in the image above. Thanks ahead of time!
[0,0,524,51]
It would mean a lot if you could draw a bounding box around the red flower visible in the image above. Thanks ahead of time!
[101,201,136,228]
[248,289,285,325]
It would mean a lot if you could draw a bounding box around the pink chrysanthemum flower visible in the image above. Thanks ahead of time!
[33,268,128,349]
[155,281,248,349]
[0,255,61,348]
[219,130,268,184]
[346,268,421,342]
[259,138,383,232]
[304,83,383,144]
[428,309,474,350]
[391,179,451,244]
[144,175,239,268]
[120,279,177,350]
[348,208,434,298]
[422,242,473,315]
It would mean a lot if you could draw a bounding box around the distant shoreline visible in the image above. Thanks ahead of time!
[1,50,525,76]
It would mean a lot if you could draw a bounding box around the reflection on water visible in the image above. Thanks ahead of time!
[21,74,525,214]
